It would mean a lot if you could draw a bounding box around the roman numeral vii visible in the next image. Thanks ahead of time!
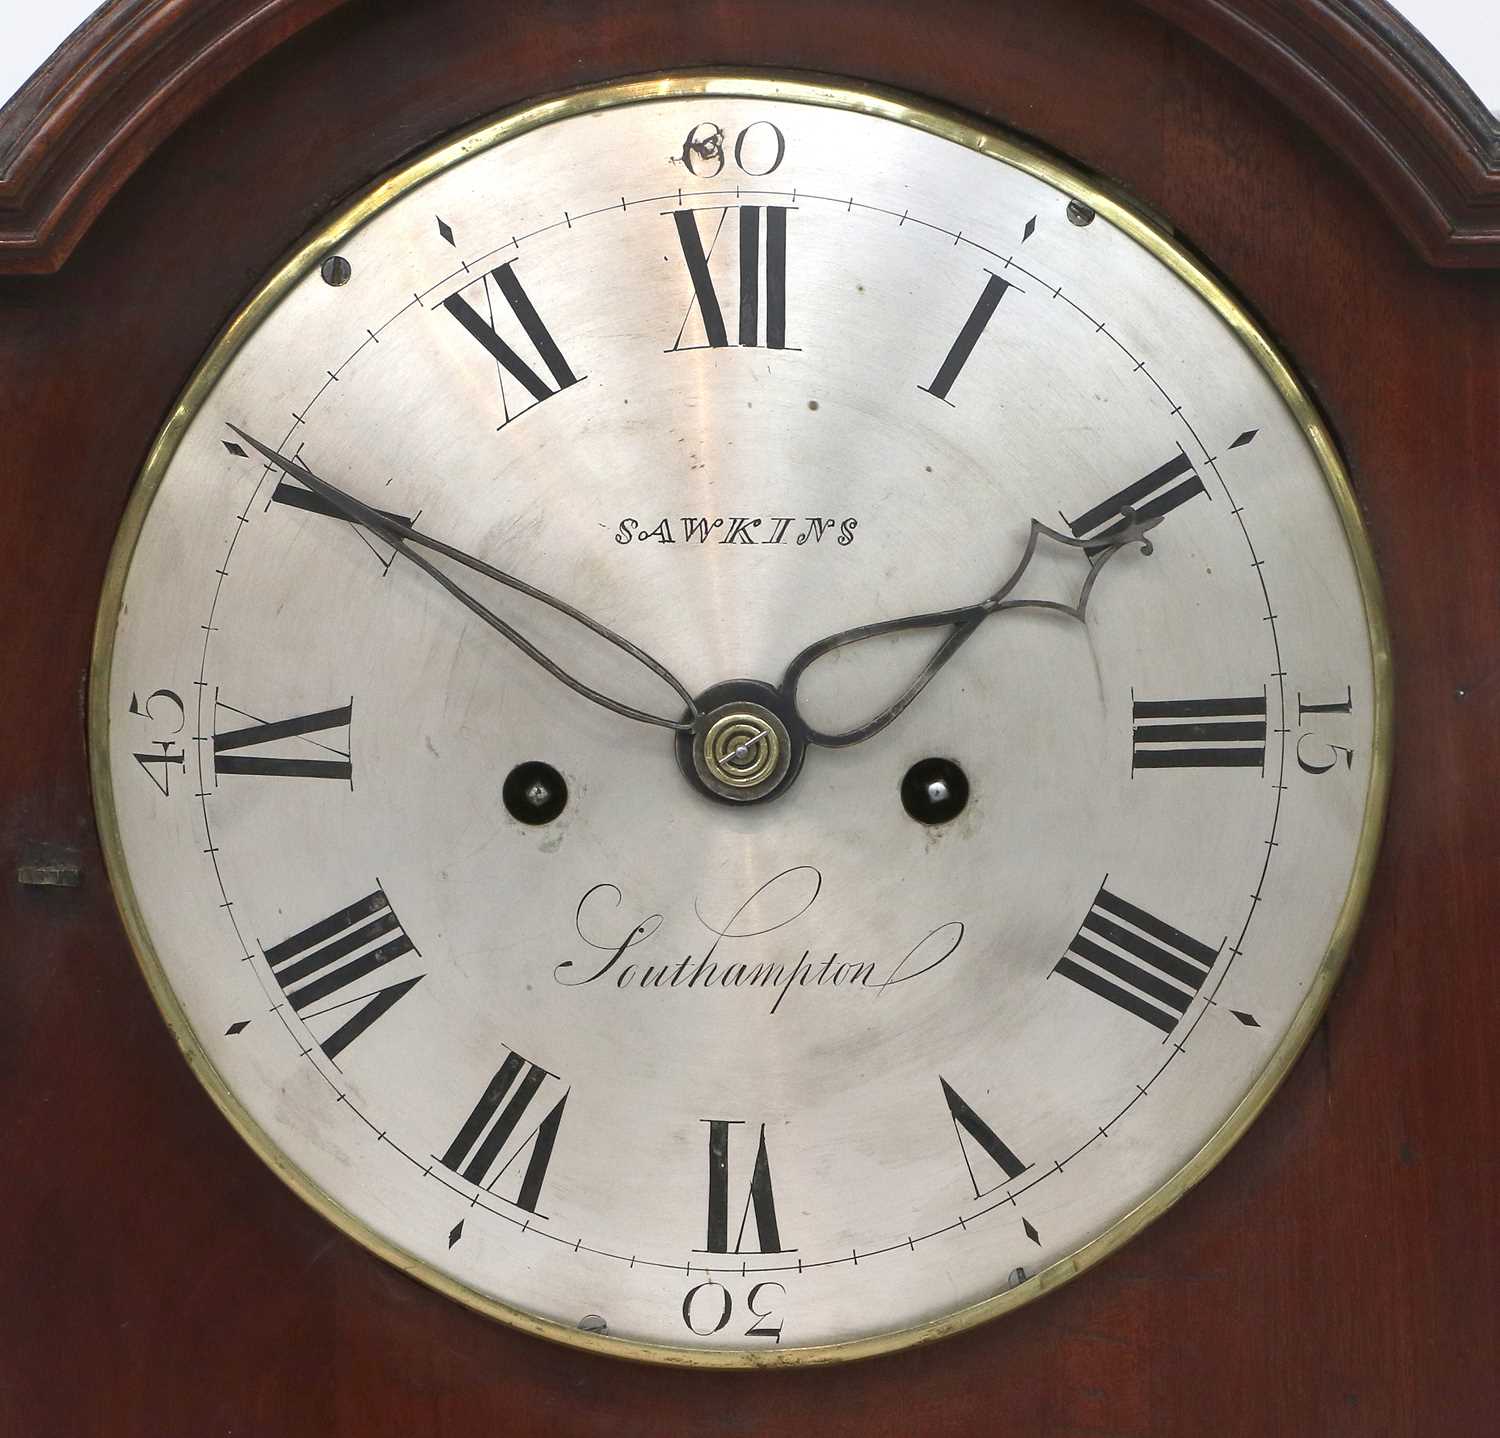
[439,1050,568,1215]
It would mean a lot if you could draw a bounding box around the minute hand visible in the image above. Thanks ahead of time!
[779,512,1160,749]
[227,425,699,733]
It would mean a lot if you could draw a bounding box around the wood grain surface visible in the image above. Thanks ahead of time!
[0,1,1495,1433]
[0,0,349,275]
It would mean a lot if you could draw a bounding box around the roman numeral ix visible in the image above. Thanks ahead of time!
[262,886,422,1060]
[212,698,352,782]
[1053,884,1222,1034]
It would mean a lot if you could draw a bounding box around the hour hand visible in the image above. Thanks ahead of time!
[780,512,1160,749]
[227,425,700,733]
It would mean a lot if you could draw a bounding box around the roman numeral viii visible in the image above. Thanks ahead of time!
[1053,885,1221,1034]
[670,206,790,351]
[212,697,352,782]
[698,1120,792,1253]
[442,262,580,426]
[1133,691,1267,771]
[439,1050,567,1215]
[262,886,422,1060]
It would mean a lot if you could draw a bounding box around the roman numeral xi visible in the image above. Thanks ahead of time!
[442,261,581,426]
[1053,885,1222,1034]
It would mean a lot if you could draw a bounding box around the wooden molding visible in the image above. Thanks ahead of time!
[0,0,348,275]
[1138,0,1500,267]
[1,0,1497,271]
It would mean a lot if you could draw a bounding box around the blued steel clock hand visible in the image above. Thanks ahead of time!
[780,512,1161,748]
[227,425,700,733]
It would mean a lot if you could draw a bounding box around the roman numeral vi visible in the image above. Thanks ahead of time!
[698,1120,791,1253]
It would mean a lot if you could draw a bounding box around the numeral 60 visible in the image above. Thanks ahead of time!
[679,121,786,178]
[681,1279,785,1342]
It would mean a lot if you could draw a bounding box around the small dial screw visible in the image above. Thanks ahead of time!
[503,761,568,825]
[901,757,970,825]
[1066,199,1096,227]
[320,255,353,287]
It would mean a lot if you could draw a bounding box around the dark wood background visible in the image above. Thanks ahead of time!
[1,1,1495,1433]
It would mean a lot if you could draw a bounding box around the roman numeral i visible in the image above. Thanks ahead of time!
[920,272,1018,404]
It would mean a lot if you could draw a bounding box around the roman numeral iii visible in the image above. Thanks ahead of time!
[1133,691,1267,771]
[440,1050,568,1214]
[698,1120,791,1253]
[670,206,789,350]
[262,886,422,1060]
[1053,885,1221,1034]
[212,698,352,781]
[442,261,580,424]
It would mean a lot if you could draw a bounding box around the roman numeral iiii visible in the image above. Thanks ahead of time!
[1053,885,1221,1034]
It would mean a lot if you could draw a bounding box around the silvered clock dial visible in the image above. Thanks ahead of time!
[91,73,1390,1365]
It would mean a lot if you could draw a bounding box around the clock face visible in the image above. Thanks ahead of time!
[92,75,1389,1364]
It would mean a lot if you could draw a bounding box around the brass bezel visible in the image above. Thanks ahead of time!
[88,71,1394,1369]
